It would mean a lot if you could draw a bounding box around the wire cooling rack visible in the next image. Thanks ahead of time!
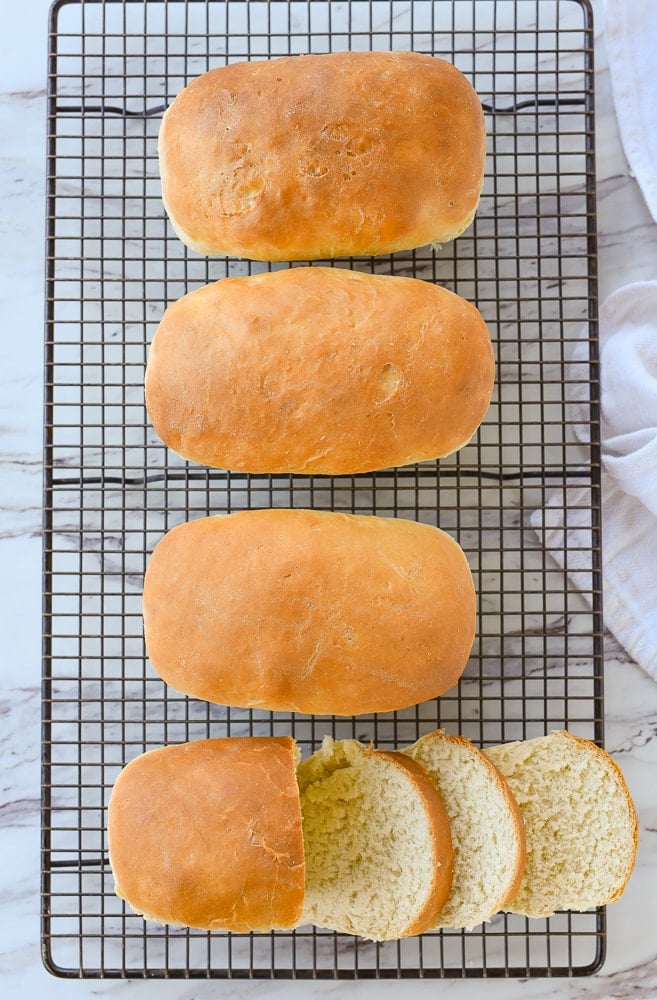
[42,0,602,981]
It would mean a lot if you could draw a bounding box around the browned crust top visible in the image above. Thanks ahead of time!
[145,267,495,476]
[107,737,305,931]
[158,50,486,260]
[142,509,476,716]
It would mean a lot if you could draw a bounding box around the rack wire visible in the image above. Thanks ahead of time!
[42,0,602,980]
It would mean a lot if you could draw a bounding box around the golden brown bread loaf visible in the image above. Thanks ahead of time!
[107,737,305,932]
[107,731,636,935]
[158,50,486,260]
[142,509,476,716]
[145,267,495,476]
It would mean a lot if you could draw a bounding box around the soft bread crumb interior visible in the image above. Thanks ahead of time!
[405,735,522,929]
[487,732,637,917]
[298,739,438,941]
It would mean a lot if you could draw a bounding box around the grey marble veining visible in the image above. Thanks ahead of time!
[1,0,657,996]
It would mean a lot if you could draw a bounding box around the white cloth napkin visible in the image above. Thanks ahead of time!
[606,0,657,223]
[531,282,657,681]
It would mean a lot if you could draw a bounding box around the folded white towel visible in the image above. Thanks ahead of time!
[531,282,657,682]
[606,0,657,223]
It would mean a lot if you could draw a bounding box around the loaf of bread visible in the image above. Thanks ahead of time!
[142,509,476,716]
[145,267,495,476]
[486,731,638,918]
[297,737,454,941]
[404,731,526,930]
[108,731,637,935]
[107,737,305,932]
[158,51,486,260]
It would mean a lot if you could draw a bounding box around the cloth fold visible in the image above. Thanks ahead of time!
[531,282,657,682]
[605,0,657,223]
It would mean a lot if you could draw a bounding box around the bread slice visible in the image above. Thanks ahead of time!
[403,731,526,929]
[297,737,454,941]
[486,731,638,918]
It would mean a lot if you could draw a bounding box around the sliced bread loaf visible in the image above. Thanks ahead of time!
[107,737,305,932]
[486,730,638,918]
[297,737,454,941]
[403,730,526,929]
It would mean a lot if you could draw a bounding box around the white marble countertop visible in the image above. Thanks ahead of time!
[2,0,656,996]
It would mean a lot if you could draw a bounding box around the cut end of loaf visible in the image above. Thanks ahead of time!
[298,738,453,941]
[486,731,638,918]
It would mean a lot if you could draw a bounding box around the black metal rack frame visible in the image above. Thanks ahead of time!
[42,0,602,980]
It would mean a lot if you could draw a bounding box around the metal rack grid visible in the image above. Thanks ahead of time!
[42,0,602,980]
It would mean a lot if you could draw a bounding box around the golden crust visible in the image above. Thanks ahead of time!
[158,51,486,260]
[107,737,305,932]
[142,509,476,716]
[145,267,495,476]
